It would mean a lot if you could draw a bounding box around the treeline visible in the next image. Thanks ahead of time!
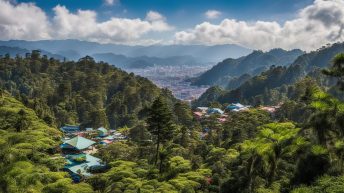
[0,51,174,129]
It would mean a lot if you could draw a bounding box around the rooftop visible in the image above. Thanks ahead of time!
[63,136,96,150]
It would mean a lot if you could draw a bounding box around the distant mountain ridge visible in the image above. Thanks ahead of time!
[194,42,344,106]
[0,39,252,62]
[0,46,65,60]
[192,48,304,86]
[92,53,201,69]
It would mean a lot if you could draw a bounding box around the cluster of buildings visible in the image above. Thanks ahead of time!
[193,103,252,123]
[59,125,127,182]
[193,103,281,123]
[195,103,281,140]
[258,105,281,113]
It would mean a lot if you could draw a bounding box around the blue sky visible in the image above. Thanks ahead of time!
[1,0,343,51]
[17,0,314,26]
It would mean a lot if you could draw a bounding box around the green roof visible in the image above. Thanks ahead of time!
[97,127,108,137]
[64,136,96,150]
[66,154,102,176]
[97,127,108,133]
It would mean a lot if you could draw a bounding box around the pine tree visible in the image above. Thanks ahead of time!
[147,96,175,168]
[323,53,344,90]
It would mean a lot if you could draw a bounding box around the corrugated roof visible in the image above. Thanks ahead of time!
[65,154,102,176]
[97,127,108,133]
[64,136,96,150]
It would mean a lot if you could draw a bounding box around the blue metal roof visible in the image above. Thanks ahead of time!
[65,154,103,177]
[60,125,80,133]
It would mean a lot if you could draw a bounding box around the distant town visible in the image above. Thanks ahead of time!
[128,65,212,101]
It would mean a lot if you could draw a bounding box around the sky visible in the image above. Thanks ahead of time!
[0,0,344,51]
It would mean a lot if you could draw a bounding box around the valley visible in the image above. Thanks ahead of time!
[1,0,344,190]
[127,65,212,101]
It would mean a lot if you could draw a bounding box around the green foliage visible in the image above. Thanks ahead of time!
[90,159,210,193]
[292,175,344,193]
[147,96,176,167]
[98,142,138,163]
[0,53,165,128]
[3,49,344,193]
[222,109,272,147]
[323,53,344,90]
[0,94,94,192]
[222,122,304,193]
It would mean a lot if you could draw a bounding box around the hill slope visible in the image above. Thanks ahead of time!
[0,93,93,192]
[194,43,344,106]
[192,48,304,86]
[0,52,173,128]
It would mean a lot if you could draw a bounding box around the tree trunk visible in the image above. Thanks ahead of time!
[155,131,160,165]
[248,155,257,193]
[159,157,163,174]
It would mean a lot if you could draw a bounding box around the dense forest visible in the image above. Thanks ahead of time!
[2,46,344,193]
[0,51,176,129]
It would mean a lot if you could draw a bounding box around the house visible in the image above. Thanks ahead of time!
[103,135,114,140]
[113,132,127,140]
[217,117,227,123]
[61,136,96,151]
[193,111,204,119]
[85,128,93,132]
[195,107,208,113]
[64,154,105,182]
[259,106,279,113]
[207,108,224,115]
[227,103,244,110]
[99,139,113,145]
[60,125,80,133]
[227,103,251,112]
[97,127,108,137]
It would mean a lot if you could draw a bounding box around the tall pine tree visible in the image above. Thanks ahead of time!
[147,96,175,168]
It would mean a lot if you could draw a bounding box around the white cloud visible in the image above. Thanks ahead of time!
[0,1,173,45]
[205,10,222,19]
[104,0,118,6]
[0,0,50,40]
[1,0,343,49]
[146,11,164,21]
[145,10,174,31]
[175,0,344,51]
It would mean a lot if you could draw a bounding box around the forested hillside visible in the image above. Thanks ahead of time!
[0,51,172,128]
[192,48,303,86]
[0,92,94,192]
[195,43,344,106]
[2,47,344,193]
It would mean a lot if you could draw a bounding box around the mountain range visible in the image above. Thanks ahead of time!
[0,46,65,60]
[192,48,304,86]
[92,53,201,69]
[194,42,344,107]
[0,40,252,63]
